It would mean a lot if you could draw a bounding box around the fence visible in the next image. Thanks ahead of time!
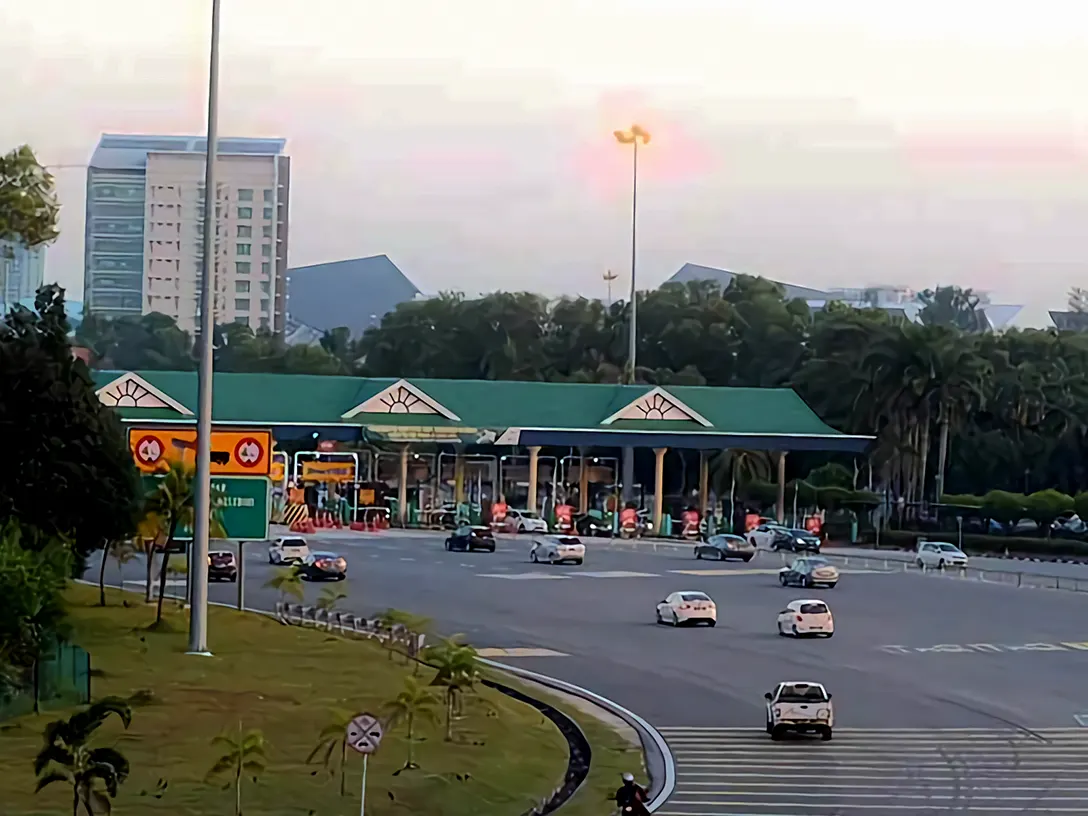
[274,602,426,657]
[0,641,91,721]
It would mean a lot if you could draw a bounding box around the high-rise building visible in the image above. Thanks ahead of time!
[83,134,290,334]
[0,239,47,313]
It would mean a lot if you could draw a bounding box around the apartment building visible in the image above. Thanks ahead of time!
[83,134,290,334]
[0,239,47,314]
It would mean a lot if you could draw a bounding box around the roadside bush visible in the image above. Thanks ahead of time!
[1023,489,1074,533]
[939,494,983,508]
[980,490,1027,525]
[1074,492,1088,522]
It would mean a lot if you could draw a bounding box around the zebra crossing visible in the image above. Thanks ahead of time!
[657,726,1088,814]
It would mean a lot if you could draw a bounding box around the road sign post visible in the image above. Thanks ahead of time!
[346,712,383,816]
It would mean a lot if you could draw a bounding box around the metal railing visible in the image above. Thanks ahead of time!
[273,602,426,656]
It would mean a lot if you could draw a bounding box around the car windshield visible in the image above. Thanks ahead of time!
[789,529,814,537]
[799,603,829,615]
[680,592,711,602]
[938,544,963,553]
[281,539,307,548]
[521,511,540,519]
[714,536,743,545]
[806,557,831,567]
[777,684,829,703]
[556,537,580,545]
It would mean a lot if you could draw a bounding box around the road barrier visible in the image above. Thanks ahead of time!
[281,502,309,527]
[273,602,426,657]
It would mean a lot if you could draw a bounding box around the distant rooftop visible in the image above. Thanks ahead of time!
[90,133,287,171]
[666,262,832,301]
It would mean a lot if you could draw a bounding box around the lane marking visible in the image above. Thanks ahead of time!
[879,641,1088,655]
[123,579,186,587]
[475,647,569,658]
[572,570,660,578]
[475,573,570,580]
[669,568,891,576]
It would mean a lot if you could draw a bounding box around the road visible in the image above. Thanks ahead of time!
[92,530,1088,815]
[824,543,1088,581]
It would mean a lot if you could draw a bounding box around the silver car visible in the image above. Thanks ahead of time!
[529,535,585,565]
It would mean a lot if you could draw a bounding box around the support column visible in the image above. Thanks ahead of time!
[398,444,410,526]
[776,451,787,524]
[578,448,590,515]
[454,453,466,504]
[652,447,667,534]
[621,446,635,502]
[698,451,710,517]
[527,446,541,514]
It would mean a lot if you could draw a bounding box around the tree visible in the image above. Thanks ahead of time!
[0,285,142,563]
[34,696,132,816]
[264,565,304,603]
[142,462,225,626]
[382,676,440,770]
[424,634,481,741]
[205,725,268,816]
[0,145,59,248]
[316,586,347,613]
[918,286,987,332]
[305,709,354,796]
[98,540,137,607]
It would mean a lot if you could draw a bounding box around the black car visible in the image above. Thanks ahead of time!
[298,551,347,581]
[769,527,822,553]
[574,514,613,538]
[694,534,757,562]
[445,526,496,552]
[208,550,237,582]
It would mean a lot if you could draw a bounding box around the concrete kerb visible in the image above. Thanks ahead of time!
[478,657,676,813]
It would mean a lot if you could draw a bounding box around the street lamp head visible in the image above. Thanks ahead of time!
[614,125,651,145]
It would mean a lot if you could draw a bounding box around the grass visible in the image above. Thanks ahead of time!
[0,584,636,816]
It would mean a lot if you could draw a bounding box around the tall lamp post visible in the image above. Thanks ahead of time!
[188,0,223,656]
[613,125,650,502]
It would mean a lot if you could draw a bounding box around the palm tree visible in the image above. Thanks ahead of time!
[97,539,136,607]
[142,460,225,625]
[305,709,354,796]
[205,724,268,816]
[315,586,347,613]
[424,635,480,740]
[376,609,431,668]
[34,696,132,816]
[382,676,440,769]
[264,565,304,604]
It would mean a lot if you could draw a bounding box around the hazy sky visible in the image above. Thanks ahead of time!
[4,0,1088,324]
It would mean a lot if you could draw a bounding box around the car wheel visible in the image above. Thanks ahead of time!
[792,625,800,637]
[672,611,680,627]
[824,631,834,638]
[770,725,785,741]
[743,555,753,562]
[821,727,833,742]
[777,624,787,637]
[826,582,837,589]
[765,719,773,734]
[707,620,716,627]
[268,556,275,564]
[337,574,346,581]
[656,611,664,625]
[779,573,788,586]
[549,553,559,565]
[695,549,702,559]
[804,576,813,588]
[444,540,451,551]
[530,551,538,563]
[519,524,526,534]
[916,558,925,569]
[717,550,726,561]
[938,559,946,570]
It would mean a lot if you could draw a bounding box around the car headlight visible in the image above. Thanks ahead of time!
[817,708,830,719]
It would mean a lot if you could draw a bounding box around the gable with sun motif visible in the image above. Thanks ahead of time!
[341,379,460,421]
[600,386,712,427]
[96,372,194,416]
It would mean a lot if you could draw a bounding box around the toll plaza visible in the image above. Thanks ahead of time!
[98,370,873,536]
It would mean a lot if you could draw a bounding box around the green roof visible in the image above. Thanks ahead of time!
[92,370,870,452]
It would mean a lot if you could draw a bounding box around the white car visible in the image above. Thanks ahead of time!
[765,681,834,741]
[505,509,549,534]
[657,591,717,627]
[916,540,969,569]
[747,522,789,550]
[529,535,585,565]
[268,536,311,565]
[777,599,834,638]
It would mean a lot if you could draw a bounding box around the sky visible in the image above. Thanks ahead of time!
[3,0,1088,325]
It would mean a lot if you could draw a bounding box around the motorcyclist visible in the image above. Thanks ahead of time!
[614,772,649,814]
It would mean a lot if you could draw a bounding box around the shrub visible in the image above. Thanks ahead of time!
[1023,489,1075,532]
[980,490,1026,525]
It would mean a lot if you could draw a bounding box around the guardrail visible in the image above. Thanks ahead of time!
[273,602,426,656]
[769,550,1088,594]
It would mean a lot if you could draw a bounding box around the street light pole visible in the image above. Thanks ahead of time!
[614,125,650,502]
[188,0,223,656]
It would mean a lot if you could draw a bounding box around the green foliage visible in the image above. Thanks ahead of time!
[981,490,1027,525]
[1075,493,1088,522]
[305,709,355,796]
[0,285,142,560]
[383,675,441,770]
[264,566,304,603]
[205,724,268,816]
[315,586,347,612]
[805,463,854,489]
[918,286,986,332]
[34,696,132,815]
[0,522,71,693]
[424,635,481,741]
[1023,489,1075,529]
[0,145,59,248]
[940,494,984,508]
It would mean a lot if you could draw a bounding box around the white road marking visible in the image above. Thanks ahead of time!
[399,557,416,562]
[572,570,660,578]
[123,579,186,587]
[475,647,569,658]
[475,572,570,580]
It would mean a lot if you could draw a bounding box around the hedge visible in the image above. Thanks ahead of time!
[858,528,1088,559]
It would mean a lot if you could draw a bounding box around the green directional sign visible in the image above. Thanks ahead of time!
[143,475,270,541]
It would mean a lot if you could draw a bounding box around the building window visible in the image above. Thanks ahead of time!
[236,280,250,293]
[260,281,270,294]
[235,298,251,311]
[236,243,251,256]
[261,243,271,257]
[237,207,252,219]
[259,317,270,331]
[263,189,273,202]
[237,225,252,238]
[260,299,269,313]
[238,188,254,201]
[261,262,270,275]
[235,261,251,274]
[262,225,272,238]
[262,207,273,220]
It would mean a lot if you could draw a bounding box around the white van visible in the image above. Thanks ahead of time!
[915,540,969,570]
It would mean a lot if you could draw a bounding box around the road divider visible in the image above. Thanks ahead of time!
[879,641,1088,655]
[476,647,569,658]
[273,601,426,658]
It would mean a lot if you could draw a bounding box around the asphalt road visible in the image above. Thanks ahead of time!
[92,530,1088,815]
[824,543,1088,581]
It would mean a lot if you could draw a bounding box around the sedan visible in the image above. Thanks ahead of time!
[504,509,549,534]
[779,556,839,589]
[298,551,347,581]
[269,536,310,565]
[657,591,717,627]
[767,528,822,553]
[694,534,756,562]
[529,535,585,565]
[777,599,834,637]
[748,522,790,549]
[574,513,613,537]
[445,526,496,552]
[207,550,237,582]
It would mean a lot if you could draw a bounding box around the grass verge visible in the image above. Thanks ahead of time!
[0,584,629,815]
